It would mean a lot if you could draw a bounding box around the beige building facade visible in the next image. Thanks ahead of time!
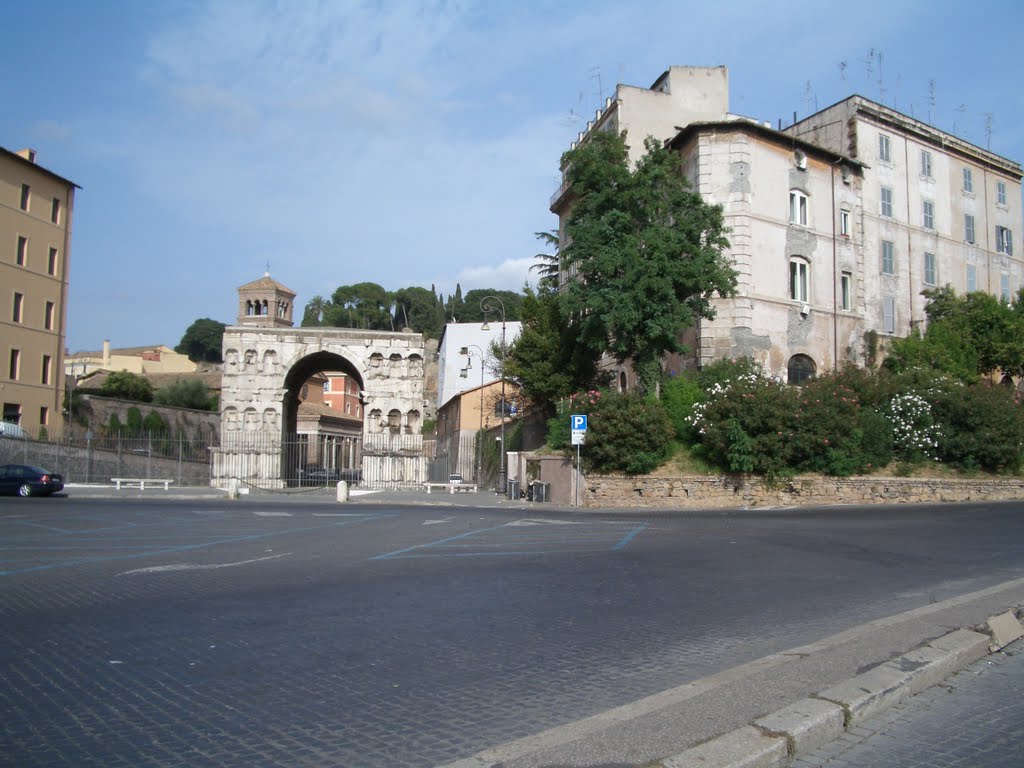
[1,147,77,437]
[551,67,1023,383]
[65,341,197,377]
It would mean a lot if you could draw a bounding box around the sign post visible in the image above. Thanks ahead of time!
[570,414,587,506]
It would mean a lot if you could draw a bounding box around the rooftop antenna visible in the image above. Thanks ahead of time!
[983,112,994,149]
[954,103,968,138]
[863,48,875,85]
[264,260,271,277]
[839,60,848,81]
[877,51,886,104]
[803,81,817,114]
[591,66,604,106]
[928,79,936,124]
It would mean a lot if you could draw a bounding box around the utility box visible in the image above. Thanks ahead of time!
[531,482,550,502]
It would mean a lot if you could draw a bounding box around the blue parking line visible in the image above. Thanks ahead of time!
[613,523,649,550]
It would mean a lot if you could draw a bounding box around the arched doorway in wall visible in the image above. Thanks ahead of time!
[787,354,816,386]
[282,352,366,487]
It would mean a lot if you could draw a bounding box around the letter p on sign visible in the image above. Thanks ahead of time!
[571,414,588,431]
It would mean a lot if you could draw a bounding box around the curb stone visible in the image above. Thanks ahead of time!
[658,609,1022,768]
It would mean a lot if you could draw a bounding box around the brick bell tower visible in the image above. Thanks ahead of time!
[237,271,296,328]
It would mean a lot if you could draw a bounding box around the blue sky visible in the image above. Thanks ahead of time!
[4,0,1022,353]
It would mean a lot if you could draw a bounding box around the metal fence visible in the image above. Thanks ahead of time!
[1,429,495,492]
[0,431,214,486]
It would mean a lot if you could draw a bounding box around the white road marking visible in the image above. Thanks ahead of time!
[118,552,291,576]
[254,511,292,517]
[423,518,454,525]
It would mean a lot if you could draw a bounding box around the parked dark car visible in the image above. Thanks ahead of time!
[0,464,65,497]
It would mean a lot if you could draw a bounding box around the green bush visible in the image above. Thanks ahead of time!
[153,379,214,410]
[933,383,1024,472]
[101,370,153,402]
[695,357,763,391]
[547,390,603,450]
[582,391,674,475]
[661,373,703,442]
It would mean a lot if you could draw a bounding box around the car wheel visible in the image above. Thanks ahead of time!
[18,483,32,497]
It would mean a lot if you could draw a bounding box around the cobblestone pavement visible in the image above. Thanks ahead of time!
[2,497,1024,768]
[793,639,1024,768]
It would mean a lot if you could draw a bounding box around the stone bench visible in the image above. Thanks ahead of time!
[112,478,175,491]
[424,482,478,494]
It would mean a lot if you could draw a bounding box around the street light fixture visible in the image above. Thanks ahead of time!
[459,344,485,485]
[479,295,507,494]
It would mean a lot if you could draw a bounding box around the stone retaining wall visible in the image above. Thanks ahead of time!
[584,474,1024,508]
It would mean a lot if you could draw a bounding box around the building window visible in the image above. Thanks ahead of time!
[881,240,895,275]
[2,403,20,424]
[920,150,933,178]
[44,301,54,330]
[789,190,808,226]
[997,181,1007,206]
[20,184,30,211]
[924,252,937,286]
[48,247,58,276]
[839,209,851,237]
[40,406,48,427]
[922,200,934,230]
[841,271,853,310]
[963,167,973,193]
[880,186,893,217]
[790,258,809,302]
[9,349,20,380]
[996,226,1014,255]
[17,236,27,266]
[879,133,891,162]
[41,355,51,385]
[1001,274,1012,302]
[967,264,978,292]
[51,198,61,224]
[12,292,23,323]
[964,214,976,244]
[883,297,896,334]
[787,354,816,386]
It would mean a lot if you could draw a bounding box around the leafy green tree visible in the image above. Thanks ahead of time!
[175,318,227,363]
[581,391,674,475]
[529,230,560,290]
[302,295,331,327]
[327,283,394,330]
[154,379,215,410]
[504,288,601,417]
[126,407,143,431]
[394,286,445,338]
[101,371,153,402]
[561,130,736,396]
[461,289,524,324]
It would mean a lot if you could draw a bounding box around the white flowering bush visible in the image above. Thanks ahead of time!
[885,392,942,461]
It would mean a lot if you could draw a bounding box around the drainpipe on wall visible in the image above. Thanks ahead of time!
[831,160,839,371]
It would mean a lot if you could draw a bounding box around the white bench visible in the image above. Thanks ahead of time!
[424,482,478,494]
[112,478,175,491]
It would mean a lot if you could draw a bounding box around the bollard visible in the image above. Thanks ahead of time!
[336,480,349,503]
[228,477,240,500]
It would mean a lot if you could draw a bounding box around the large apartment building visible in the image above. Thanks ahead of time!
[550,67,1023,384]
[1,147,78,437]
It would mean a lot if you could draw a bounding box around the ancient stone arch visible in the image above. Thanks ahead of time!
[213,327,426,488]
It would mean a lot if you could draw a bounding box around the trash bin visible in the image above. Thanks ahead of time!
[506,479,520,499]
[532,482,550,502]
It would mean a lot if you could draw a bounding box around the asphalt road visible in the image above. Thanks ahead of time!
[2,496,1023,767]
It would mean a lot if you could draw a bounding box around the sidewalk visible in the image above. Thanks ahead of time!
[793,638,1023,768]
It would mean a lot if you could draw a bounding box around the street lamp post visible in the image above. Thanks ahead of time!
[480,296,507,494]
[459,344,485,486]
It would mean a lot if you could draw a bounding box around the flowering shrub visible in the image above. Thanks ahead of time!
[661,374,704,441]
[689,371,797,478]
[885,392,942,461]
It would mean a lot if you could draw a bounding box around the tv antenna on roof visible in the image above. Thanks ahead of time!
[954,103,968,138]
[591,66,604,106]
[983,113,994,149]
[839,60,847,80]
[928,79,936,124]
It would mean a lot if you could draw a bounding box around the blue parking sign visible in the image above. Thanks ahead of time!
[571,414,588,431]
